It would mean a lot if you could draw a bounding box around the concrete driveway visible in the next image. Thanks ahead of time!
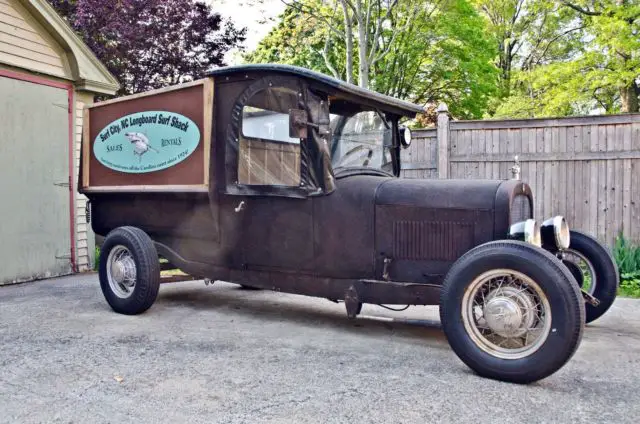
[1,274,639,423]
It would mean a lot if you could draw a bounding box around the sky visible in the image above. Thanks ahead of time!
[206,0,286,63]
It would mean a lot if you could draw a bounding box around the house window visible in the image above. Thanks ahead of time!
[238,88,301,186]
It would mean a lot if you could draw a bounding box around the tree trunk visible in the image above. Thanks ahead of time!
[356,4,368,88]
[620,80,639,113]
[498,41,514,97]
[340,1,354,84]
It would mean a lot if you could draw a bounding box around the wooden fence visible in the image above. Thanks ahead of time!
[401,105,640,246]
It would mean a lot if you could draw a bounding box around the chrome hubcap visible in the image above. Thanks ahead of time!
[483,286,537,338]
[462,269,552,359]
[484,296,523,338]
[106,245,137,299]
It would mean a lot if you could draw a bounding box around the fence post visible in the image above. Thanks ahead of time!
[436,103,450,179]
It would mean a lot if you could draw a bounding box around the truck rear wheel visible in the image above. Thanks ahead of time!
[99,226,160,315]
[440,241,584,384]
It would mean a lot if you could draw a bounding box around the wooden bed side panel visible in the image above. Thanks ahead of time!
[81,79,214,192]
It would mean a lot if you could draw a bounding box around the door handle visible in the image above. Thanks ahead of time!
[234,201,246,213]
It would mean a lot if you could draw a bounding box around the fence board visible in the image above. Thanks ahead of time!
[552,127,560,220]
[632,159,639,243]
[622,125,632,237]
[596,125,607,242]
[476,130,485,178]
[558,127,567,226]
[492,130,500,179]
[605,126,615,241]
[526,129,536,214]
[578,127,587,229]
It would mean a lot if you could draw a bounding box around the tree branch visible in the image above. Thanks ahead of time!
[592,86,611,111]
[320,36,341,79]
[368,0,404,65]
[365,0,374,35]
[524,25,585,70]
[280,0,344,39]
[340,0,354,83]
[561,1,601,16]
[340,0,359,22]
[513,0,526,25]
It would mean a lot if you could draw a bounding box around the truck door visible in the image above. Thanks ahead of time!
[217,79,316,272]
[233,109,313,271]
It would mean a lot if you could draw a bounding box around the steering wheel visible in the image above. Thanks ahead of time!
[336,145,374,168]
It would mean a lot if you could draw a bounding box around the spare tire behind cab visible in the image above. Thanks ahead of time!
[560,230,619,324]
[440,240,585,384]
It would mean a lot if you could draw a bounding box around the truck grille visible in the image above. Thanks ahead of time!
[393,221,474,261]
[511,194,532,224]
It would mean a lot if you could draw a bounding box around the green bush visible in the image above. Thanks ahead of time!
[613,234,640,298]
[620,272,640,297]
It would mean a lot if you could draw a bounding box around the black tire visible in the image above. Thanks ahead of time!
[99,226,160,315]
[440,240,585,384]
[563,230,619,324]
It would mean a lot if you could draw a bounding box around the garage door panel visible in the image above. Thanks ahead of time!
[0,76,71,284]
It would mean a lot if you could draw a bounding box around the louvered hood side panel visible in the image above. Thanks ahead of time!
[373,179,532,284]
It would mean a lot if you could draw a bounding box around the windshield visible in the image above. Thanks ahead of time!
[330,111,393,171]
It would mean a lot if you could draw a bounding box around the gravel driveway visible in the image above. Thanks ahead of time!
[1,274,639,423]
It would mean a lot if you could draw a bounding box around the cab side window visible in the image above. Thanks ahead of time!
[239,87,301,186]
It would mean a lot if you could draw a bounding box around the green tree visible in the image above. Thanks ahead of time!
[374,0,498,118]
[561,0,640,112]
[473,0,584,99]
[247,0,499,119]
[249,0,410,88]
[486,0,639,117]
[245,3,345,78]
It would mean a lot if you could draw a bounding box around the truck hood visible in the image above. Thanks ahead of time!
[376,178,503,210]
[375,178,532,237]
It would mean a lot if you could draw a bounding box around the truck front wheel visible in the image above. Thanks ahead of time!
[99,226,160,315]
[439,241,584,384]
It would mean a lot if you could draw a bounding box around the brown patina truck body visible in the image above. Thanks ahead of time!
[80,65,620,384]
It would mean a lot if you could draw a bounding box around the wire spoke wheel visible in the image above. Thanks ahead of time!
[441,242,584,383]
[462,269,552,360]
[106,245,138,299]
[563,248,597,295]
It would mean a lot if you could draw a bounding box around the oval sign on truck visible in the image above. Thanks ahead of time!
[93,111,200,173]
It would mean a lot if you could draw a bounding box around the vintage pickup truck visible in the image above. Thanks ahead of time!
[79,64,618,384]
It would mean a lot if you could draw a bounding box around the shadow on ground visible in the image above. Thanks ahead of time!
[156,282,448,347]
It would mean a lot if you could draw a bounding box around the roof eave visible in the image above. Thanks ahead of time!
[75,79,121,95]
[21,0,120,95]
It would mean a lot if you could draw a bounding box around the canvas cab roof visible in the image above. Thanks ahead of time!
[207,64,425,118]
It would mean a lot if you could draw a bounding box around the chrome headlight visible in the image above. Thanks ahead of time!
[541,216,570,250]
[399,126,412,147]
[509,219,542,247]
